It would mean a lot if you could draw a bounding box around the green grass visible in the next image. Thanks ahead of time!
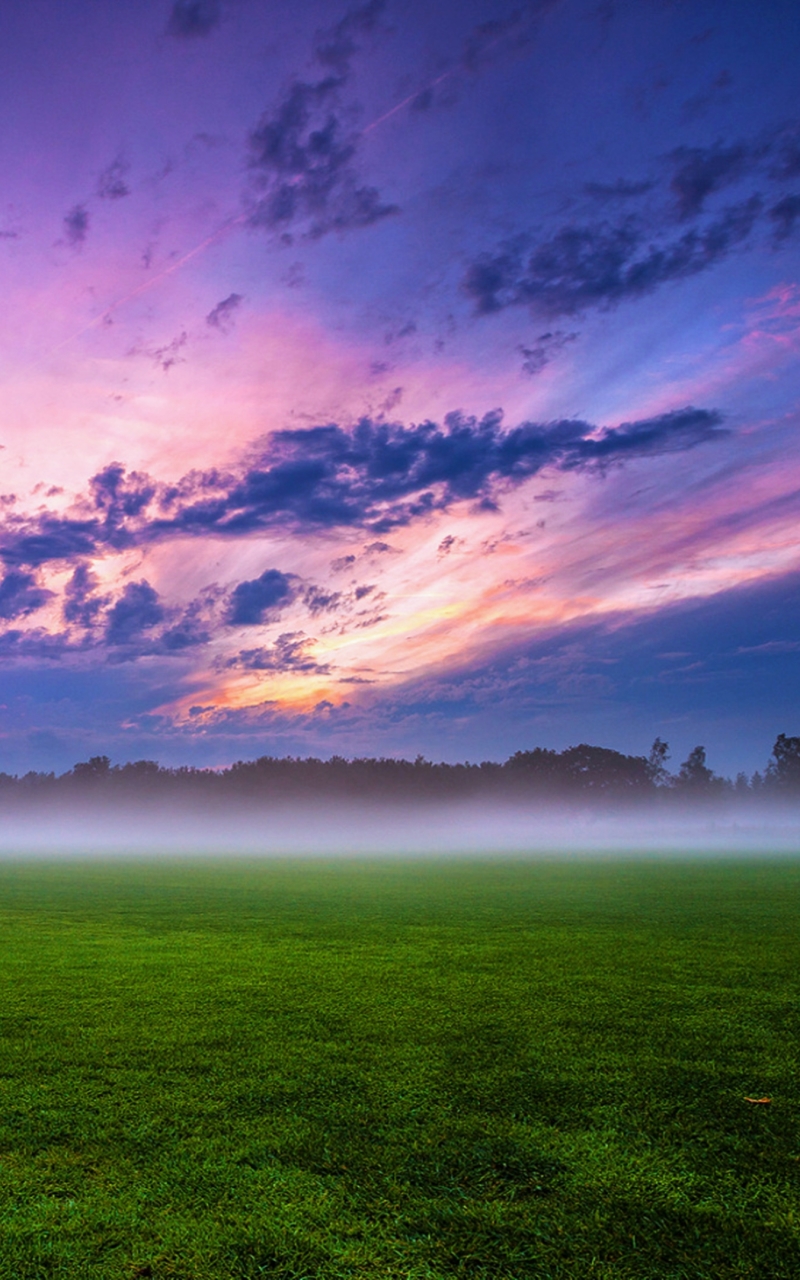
[0,855,798,1279]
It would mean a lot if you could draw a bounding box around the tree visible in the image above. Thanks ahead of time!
[767,734,800,789]
[71,755,111,780]
[676,745,720,793]
[647,738,671,787]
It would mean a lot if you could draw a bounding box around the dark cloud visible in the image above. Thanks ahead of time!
[460,2,561,74]
[105,581,164,646]
[63,563,107,628]
[90,463,157,523]
[59,566,214,659]
[228,569,295,626]
[63,204,89,247]
[97,157,130,200]
[0,514,104,568]
[167,0,221,38]
[314,0,384,76]
[304,586,343,615]
[668,140,754,219]
[247,81,396,238]
[159,608,212,652]
[406,2,561,117]
[246,2,396,239]
[176,407,727,532]
[767,126,800,181]
[229,632,330,673]
[464,199,761,318]
[0,407,727,570]
[151,332,188,372]
[206,292,243,329]
[769,194,800,241]
[467,121,800,324]
[583,178,654,201]
[0,628,77,661]
[331,554,357,572]
[0,571,52,621]
[518,330,577,375]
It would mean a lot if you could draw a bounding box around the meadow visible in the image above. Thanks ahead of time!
[0,854,797,1279]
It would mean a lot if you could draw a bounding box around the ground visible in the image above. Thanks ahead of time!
[0,855,797,1278]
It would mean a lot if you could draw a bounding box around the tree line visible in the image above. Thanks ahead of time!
[0,735,799,805]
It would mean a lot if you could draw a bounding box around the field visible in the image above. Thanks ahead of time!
[0,856,798,1279]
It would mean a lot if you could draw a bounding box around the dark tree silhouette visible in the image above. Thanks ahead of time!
[647,737,671,787]
[71,755,111,781]
[0,737,796,812]
[675,745,722,794]
[768,733,800,789]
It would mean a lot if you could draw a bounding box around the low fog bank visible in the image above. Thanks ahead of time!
[0,795,798,859]
[1,736,799,858]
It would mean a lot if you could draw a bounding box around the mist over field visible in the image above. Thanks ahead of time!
[1,795,798,860]
[0,736,798,857]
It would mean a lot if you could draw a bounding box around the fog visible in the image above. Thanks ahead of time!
[0,797,797,860]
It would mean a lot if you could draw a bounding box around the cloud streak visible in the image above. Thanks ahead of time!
[0,407,727,570]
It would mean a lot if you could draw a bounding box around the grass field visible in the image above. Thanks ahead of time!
[0,855,798,1279]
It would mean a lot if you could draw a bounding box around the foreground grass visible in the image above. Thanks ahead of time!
[0,856,798,1278]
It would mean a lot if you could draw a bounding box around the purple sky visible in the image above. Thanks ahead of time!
[1,0,799,774]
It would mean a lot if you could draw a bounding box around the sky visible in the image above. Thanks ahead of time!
[1,0,799,775]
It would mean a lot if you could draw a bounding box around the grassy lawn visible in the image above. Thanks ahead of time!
[0,855,798,1279]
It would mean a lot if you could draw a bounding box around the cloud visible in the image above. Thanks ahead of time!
[367,567,800,771]
[331,554,357,572]
[247,81,396,239]
[0,571,52,621]
[0,406,728,570]
[57,566,216,660]
[518,330,577,375]
[227,569,295,626]
[668,140,754,219]
[769,128,800,181]
[158,604,212,652]
[157,407,726,534]
[151,332,188,372]
[229,632,331,673]
[245,2,396,238]
[303,585,343,615]
[167,0,221,38]
[206,292,243,329]
[769,194,800,241]
[314,0,384,76]
[464,199,761,318]
[63,204,89,247]
[62,563,107,628]
[465,121,800,322]
[0,628,77,661]
[460,1,561,74]
[679,69,732,125]
[583,178,654,201]
[97,157,130,200]
[105,581,164,646]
